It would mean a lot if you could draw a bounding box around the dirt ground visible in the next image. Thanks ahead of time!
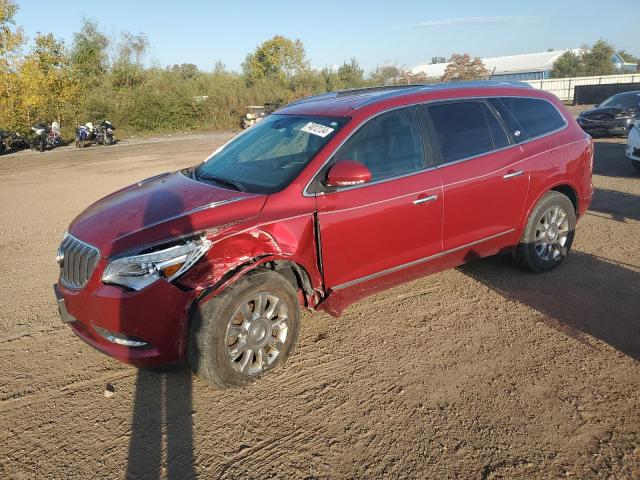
[0,129,639,479]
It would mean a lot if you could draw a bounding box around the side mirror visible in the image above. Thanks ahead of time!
[326,160,372,187]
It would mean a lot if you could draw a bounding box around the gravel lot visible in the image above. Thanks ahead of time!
[0,129,638,479]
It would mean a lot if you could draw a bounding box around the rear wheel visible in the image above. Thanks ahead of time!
[516,191,576,273]
[631,160,640,173]
[188,270,300,388]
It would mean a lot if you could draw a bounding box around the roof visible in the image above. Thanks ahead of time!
[411,49,584,78]
[279,81,535,116]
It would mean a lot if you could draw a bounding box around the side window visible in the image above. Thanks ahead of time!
[489,98,526,141]
[499,97,566,138]
[333,109,424,182]
[481,103,510,149]
[428,101,494,163]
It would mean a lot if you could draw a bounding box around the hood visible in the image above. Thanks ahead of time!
[69,171,266,257]
[580,106,639,117]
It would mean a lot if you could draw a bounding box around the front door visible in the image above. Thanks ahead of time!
[313,107,443,289]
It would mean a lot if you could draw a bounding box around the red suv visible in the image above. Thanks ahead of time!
[54,82,593,387]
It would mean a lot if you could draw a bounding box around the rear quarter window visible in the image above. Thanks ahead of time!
[499,97,566,139]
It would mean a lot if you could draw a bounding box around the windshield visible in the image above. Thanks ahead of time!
[600,92,640,108]
[194,114,348,194]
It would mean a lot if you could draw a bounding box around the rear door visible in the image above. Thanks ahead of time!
[423,99,530,251]
[313,107,443,289]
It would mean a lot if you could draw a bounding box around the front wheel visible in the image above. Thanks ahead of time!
[188,270,300,388]
[516,191,576,273]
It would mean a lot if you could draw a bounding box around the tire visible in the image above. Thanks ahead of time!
[104,134,113,145]
[631,160,640,173]
[515,191,576,273]
[188,269,300,388]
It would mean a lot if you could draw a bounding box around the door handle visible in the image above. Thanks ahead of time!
[503,170,524,179]
[413,194,438,205]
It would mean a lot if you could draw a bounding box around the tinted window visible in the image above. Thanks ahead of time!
[333,109,424,181]
[428,101,494,163]
[489,98,526,141]
[600,91,640,108]
[481,103,510,149]
[499,97,565,138]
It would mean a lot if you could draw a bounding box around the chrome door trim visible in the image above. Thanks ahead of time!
[331,229,515,291]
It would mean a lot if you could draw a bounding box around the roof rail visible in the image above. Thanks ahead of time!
[286,80,534,110]
[285,84,429,107]
[352,79,534,109]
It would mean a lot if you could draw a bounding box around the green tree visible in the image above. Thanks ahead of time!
[169,63,199,80]
[368,63,402,85]
[337,58,365,88]
[430,56,446,64]
[71,18,108,85]
[582,39,615,76]
[551,50,584,78]
[242,35,308,83]
[442,53,488,82]
[110,31,149,88]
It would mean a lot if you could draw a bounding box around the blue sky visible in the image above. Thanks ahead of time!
[14,0,640,72]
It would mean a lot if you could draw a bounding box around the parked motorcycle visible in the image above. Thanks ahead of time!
[75,124,92,148]
[1,130,29,152]
[95,120,115,145]
[31,122,62,152]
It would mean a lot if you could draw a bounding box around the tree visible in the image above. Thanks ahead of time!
[71,18,109,85]
[551,40,616,78]
[551,50,584,78]
[0,0,24,129]
[111,31,149,88]
[337,58,365,88]
[242,35,308,83]
[169,63,199,80]
[442,53,488,82]
[581,39,615,76]
[430,56,446,64]
[18,33,80,124]
[368,63,402,85]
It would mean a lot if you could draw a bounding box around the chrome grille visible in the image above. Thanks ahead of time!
[59,234,100,289]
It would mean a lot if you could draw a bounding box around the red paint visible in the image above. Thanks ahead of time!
[57,84,593,366]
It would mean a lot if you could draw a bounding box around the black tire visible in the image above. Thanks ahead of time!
[631,160,640,173]
[515,191,576,273]
[188,269,300,388]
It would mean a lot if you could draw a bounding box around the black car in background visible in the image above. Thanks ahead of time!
[577,91,640,137]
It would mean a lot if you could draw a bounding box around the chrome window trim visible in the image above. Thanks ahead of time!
[331,229,515,291]
[302,95,568,198]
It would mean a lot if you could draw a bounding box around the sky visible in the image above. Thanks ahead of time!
[13,0,640,72]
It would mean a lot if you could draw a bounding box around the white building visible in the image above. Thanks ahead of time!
[410,49,637,81]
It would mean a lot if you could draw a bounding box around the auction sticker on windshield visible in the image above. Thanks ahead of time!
[301,122,335,138]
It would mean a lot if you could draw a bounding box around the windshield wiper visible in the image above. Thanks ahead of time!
[196,171,246,192]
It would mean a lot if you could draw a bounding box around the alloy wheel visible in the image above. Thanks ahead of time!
[225,292,289,375]
[534,205,570,261]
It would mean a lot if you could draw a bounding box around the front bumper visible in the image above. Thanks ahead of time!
[55,269,193,366]
[625,127,640,162]
[577,117,634,136]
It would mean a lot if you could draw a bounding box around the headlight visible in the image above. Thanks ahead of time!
[102,237,212,290]
[615,110,633,119]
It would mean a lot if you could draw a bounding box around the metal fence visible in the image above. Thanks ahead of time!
[525,73,640,103]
